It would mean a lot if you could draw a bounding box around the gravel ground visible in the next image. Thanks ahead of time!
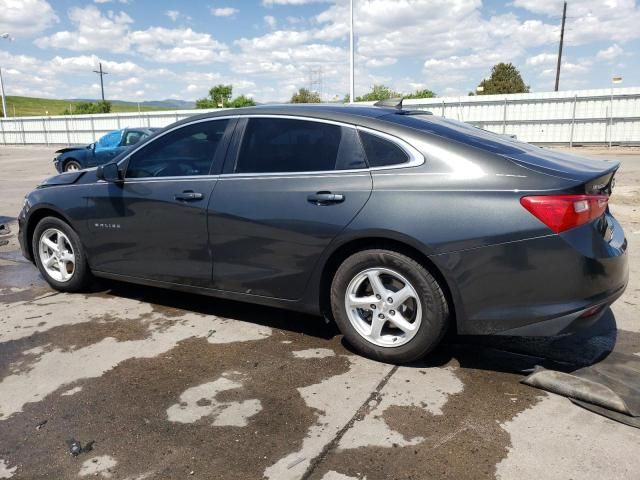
[0,145,638,480]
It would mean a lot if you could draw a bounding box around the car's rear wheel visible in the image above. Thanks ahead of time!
[32,216,91,292]
[330,249,449,363]
[64,160,81,172]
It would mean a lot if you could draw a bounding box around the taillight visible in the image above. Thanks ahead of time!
[520,195,609,233]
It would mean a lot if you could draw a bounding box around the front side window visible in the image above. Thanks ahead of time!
[235,118,367,173]
[359,130,409,167]
[126,120,229,178]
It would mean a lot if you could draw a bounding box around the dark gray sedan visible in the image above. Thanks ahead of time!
[18,104,628,363]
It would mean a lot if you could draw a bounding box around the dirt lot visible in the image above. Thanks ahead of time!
[0,146,639,480]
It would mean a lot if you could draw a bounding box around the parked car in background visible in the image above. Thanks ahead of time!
[53,128,159,173]
[21,103,627,363]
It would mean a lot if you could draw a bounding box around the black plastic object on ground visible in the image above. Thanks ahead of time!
[523,351,640,428]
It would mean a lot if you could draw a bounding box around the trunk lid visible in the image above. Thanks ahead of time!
[504,148,619,188]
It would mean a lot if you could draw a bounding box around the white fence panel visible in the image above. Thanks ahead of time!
[1,89,639,145]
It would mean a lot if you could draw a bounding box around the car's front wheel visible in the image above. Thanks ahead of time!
[64,160,81,172]
[330,249,449,363]
[32,216,91,292]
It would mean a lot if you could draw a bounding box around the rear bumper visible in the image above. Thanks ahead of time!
[432,214,629,336]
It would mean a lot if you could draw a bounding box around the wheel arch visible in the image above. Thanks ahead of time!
[317,235,460,333]
[25,206,75,261]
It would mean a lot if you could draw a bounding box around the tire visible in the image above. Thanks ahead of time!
[330,249,449,363]
[64,160,81,172]
[32,216,92,292]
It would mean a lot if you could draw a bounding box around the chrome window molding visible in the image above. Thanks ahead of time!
[116,113,425,181]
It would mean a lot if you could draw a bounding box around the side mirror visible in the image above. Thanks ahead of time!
[96,163,123,183]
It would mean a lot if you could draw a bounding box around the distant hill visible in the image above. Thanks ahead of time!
[1,96,195,117]
[69,98,196,109]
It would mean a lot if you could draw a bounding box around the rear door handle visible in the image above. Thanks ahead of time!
[175,191,204,201]
[307,191,345,205]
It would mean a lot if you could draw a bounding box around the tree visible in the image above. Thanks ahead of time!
[63,101,112,115]
[354,85,435,102]
[227,95,256,108]
[355,84,400,102]
[403,88,436,99]
[196,84,256,108]
[476,63,529,95]
[290,88,321,103]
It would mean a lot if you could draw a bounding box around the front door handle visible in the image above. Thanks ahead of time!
[175,191,204,201]
[307,191,345,206]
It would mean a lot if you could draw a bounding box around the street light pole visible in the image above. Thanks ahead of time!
[0,32,11,118]
[0,67,7,118]
[349,0,355,103]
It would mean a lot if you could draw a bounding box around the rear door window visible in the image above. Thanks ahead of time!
[358,130,409,167]
[235,118,367,173]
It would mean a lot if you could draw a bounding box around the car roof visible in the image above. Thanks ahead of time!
[173,104,406,130]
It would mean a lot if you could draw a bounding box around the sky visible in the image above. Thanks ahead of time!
[0,0,638,103]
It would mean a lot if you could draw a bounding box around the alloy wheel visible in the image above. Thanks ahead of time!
[38,228,76,283]
[344,267,422,347]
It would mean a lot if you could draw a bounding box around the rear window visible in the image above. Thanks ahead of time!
[381,114,529,156]
[359,131,409,167]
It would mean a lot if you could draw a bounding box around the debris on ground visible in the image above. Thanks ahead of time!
[35,420,47,431]
[522,351,640,428]
[66,438,95,457]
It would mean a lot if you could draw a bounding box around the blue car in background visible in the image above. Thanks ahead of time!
[53,127,159,173]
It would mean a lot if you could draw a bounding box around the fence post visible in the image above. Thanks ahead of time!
[608,90,614,149]
[502,98,508,134]
[20,118,26,144]
[146,114,151,128]
[65,115,71,145]
[117,115,121,129]
[90,115,96,142]
[441,100,445,117]
[0,119,5,145]
[43,117,49,146]
[569,94,577,148]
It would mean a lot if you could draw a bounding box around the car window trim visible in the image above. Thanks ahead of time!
[223,114,424,177]
[117,114,424,180]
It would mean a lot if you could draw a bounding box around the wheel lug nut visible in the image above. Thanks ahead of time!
[387,297,393,303]
[378,313,384,319]
[375,294,381,300]
[390,310,395,315]
[370,304,376,309]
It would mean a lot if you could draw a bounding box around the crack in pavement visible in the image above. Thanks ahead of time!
[301,365,399,480]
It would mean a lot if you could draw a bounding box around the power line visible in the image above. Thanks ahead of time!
[554,1,567,92]
[92,62,109,101]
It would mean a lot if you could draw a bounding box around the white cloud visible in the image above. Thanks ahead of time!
[597,43,623,61]
[211,7,238,17]
[166,10,180,22]
[262,0,329,5]
[34,6,132,52]
[35,7,229,64]
[526,52,557,66]
[0,0,58,36]
[131,27,230,63]
[264,15,277,29]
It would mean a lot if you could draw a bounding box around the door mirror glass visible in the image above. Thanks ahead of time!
[97,162,122,183]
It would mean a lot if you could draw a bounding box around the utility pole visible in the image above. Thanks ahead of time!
[0,67,7,118]
[554,1,567,92]
[93,62,108,101]
[349,0,355,103]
